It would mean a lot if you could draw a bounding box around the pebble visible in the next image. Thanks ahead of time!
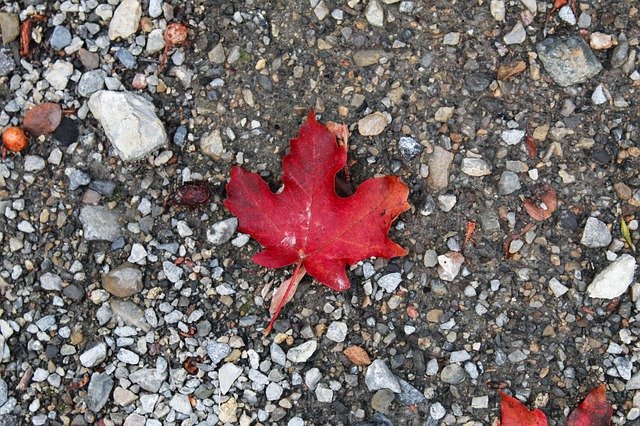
[503,22,526,45]
[427,147,454,191]
[0,12,20,45]
[437,252,464,282]
[591,84,608,105]
[89,91,167,161]
[39,272,61,292]
[440,364,466,384]
[87,372,114,412]
[501,129,525,145]
[45,60,74,90]
[398,137,422,160]
[169,394,193,415]
[498,171,521,195]
[110,299,150,331]
[434,106,454,122]
[305,368,322,390]
[423,250,438,268]
[587,254,636,299]
[611,33,629,68]
[536,36,603,87]
[50,26,72,50]
[287,340,318,363]
[208,43,225,64]
[0,48,15,77]
[326,321,348,342]
[109,0,142,40]
[371,389,394,413]
[430,402,446,420]
[207,218,238,245]
[115,48,136,68]
[149,0,163,18]
[207,342,232,366]
[266,382,284,401]
[377,272,402,293]
[103,263,143,298]
[80,206,122,242]
[490,0,505,21]
[580,217,612,248]
[117,348,140,364]
[365,360,401,393]
[129,362,167,392]
[352,49,392,67]
[66,168,91,190]
[548,278,569,297]
[0,379,6,406]
[146,29,165,54]
[437,194,457,212]
[398,379,426,405]
[461,158,491,177]
[589,32,614,50]
[200,129,224,159]
[364,0,384,28]
[558,5,576,25]
[443,32,461,46]
[80,343,108,367]
[77,70,106,97]
[358,112,389,136]
[315,384,334,403]
[219,363,243,394]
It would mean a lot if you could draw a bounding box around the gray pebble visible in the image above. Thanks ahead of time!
[365,360,401,393]
[87,372,114,412]
[50,26,72,50]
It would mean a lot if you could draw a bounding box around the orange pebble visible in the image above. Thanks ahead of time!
[2,126,29,153]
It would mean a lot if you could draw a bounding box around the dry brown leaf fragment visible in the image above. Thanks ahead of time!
[343,345,372,366]
[23,103,62,136]
[523,184,557,221]
[497,60,527,81]
[269,265,307,316]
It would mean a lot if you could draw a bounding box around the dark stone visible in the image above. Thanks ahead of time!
[115,48,136,69]
[62,283,85,300]
[54,117,79,146]
[465,73,492,92]
[559,210,579,231]
[89,180,116,196]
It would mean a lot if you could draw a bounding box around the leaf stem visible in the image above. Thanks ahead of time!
[263,258,306,335]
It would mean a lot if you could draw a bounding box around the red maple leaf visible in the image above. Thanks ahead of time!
[499,392,549,426]
[566,385,613,426]
[224,112,410,333]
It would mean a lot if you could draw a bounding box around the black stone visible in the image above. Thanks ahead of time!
[54,117,79,146]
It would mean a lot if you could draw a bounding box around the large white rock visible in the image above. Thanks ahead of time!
[108,0,141,40]
[587,254,637,299]
[89,90,166,161]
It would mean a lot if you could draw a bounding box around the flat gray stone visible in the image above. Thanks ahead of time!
[207,342,232,366]
[207,218,238,245]
[218,363,243,394]
[365,360,401,393]
[286,340,318,363]
[79,205,122,242]
[80,342,107,367]
[537,36,603,87]
[440,364,466,384]
[87,372,114,412]
[580,217,612,248]
[77,70,106,97]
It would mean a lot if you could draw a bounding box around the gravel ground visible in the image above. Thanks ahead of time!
[1,0,639,425]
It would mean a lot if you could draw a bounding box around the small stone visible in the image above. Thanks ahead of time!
[504,22,526,45]
[490,0,505,21]
[103,264,143,298]
[427,147,454,191]
[40,272,62,291]
[146,29,165,54]
[0,12,20,45]
[537,36,603,87]
[149,0,163,18]
[287,340,318,363]
[110,299,151,332]
[591,84,607,105]
[207,218,238,245]
[498,171,521,195]
[266,382,284,401]
[611,34,629,69]
[587,254,636,299]
[326,321,348,342]
[77,70,106,97]
[461,158,491,177]
[115,48,136,68]
[423,250,438,268]
[364,0,384,28]
[66,168,91,190]
[78,49,100,70]
[352,49,393,67]
[589,32,614,50]
[437,252,464,282]
[358,112,389,136]
[129,362,167,392]
[440,364,465,384]
[219,397,238,423]
[127,243,147,264]
[207,342,232,366]
[79,205,122,242]
[169,394,192,415]
[501,129,525,145]
[365,360,401,393]
[219,363,243,394]
[397,379,426,405]
[371,389,395,413]
[614,357,632,380]
[580,217,612,247]
[45,60,74,90]
[315,384,334,403]
[50,26,72,50]
[434,106,454,122]
[558,5,576,25]
[430,402,446,420]
[437,194,457,212]
[200,129,224,159]
[0,48,15,77]
[377,272,402,293]
[548,278,569,297]
[87,372,114,412]
[109,0,142,40]
[472,396,489,409]
[398,137,422,160]
[208,43,225,64]
[117,348,140,364]
[80,343,108,367]
[442,32,460,46]
[305,368,322,390]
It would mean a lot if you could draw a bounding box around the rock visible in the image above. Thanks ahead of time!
[219,363,243,394]
[78,49,100,70]
[434,106,454,122]
[423,250,438,268]
[108,0,142,40]
[520,0,536,14]
[501,129,525,145]
[77,70,106,97]
[364,0,384,28]
[287,340,318,363]
[115,48,136,68]
[589,32,613,50]
[208,42,225,64]
[162,261,183,283]
[117,348,139,364]
[219,397,238,423]
[89,91,167,161]
[371,389,395,413]
[305,368,322,390]
[207,342,232,366]
[352,49,392,67]
[427,146,454,191]
[80,205,122,242]
[490,0,505,21]
[40,272,62,291]
[504,22,526,45]
[102,264,143,298]
[0,48,15,77]
[398,137,422,160]
[0,379,6,406]
[591,84,608,105]
[465,72,492,92]
[149,0,163,18]
[536,36,603,87]
[0,12,20,45]
[207,218,238,245]
[378,272,402,293]
[498,171,521,195]
[627,371,640,390]
[80,343,108,368]
[169,394,192,416]
[580,217,612,247]
[266,382,284,401]
[430,402,447,420]
[50,26,72,50]
[442,32,460,46]
[397,379,426,405]
[146,28,165,54]
[611,33,629,68]
[44,60,74,90]
[365,360,401,393]
[358,112,389,136]
[326,321,348,343]
[129,359,168,392]
[200,129,224,159]
[437,194,457,212]
[587,254,636,299]
[437,252,464,282]
[86,372,114,412]
[110,299,151,331]
[461,158,491,176]
[558,5,576,25]
[315,384,334,403]
[440,364,466,384]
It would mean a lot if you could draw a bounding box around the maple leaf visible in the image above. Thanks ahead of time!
[566,385,613,426]
[224,112,410,333]
[499,392,549,426]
